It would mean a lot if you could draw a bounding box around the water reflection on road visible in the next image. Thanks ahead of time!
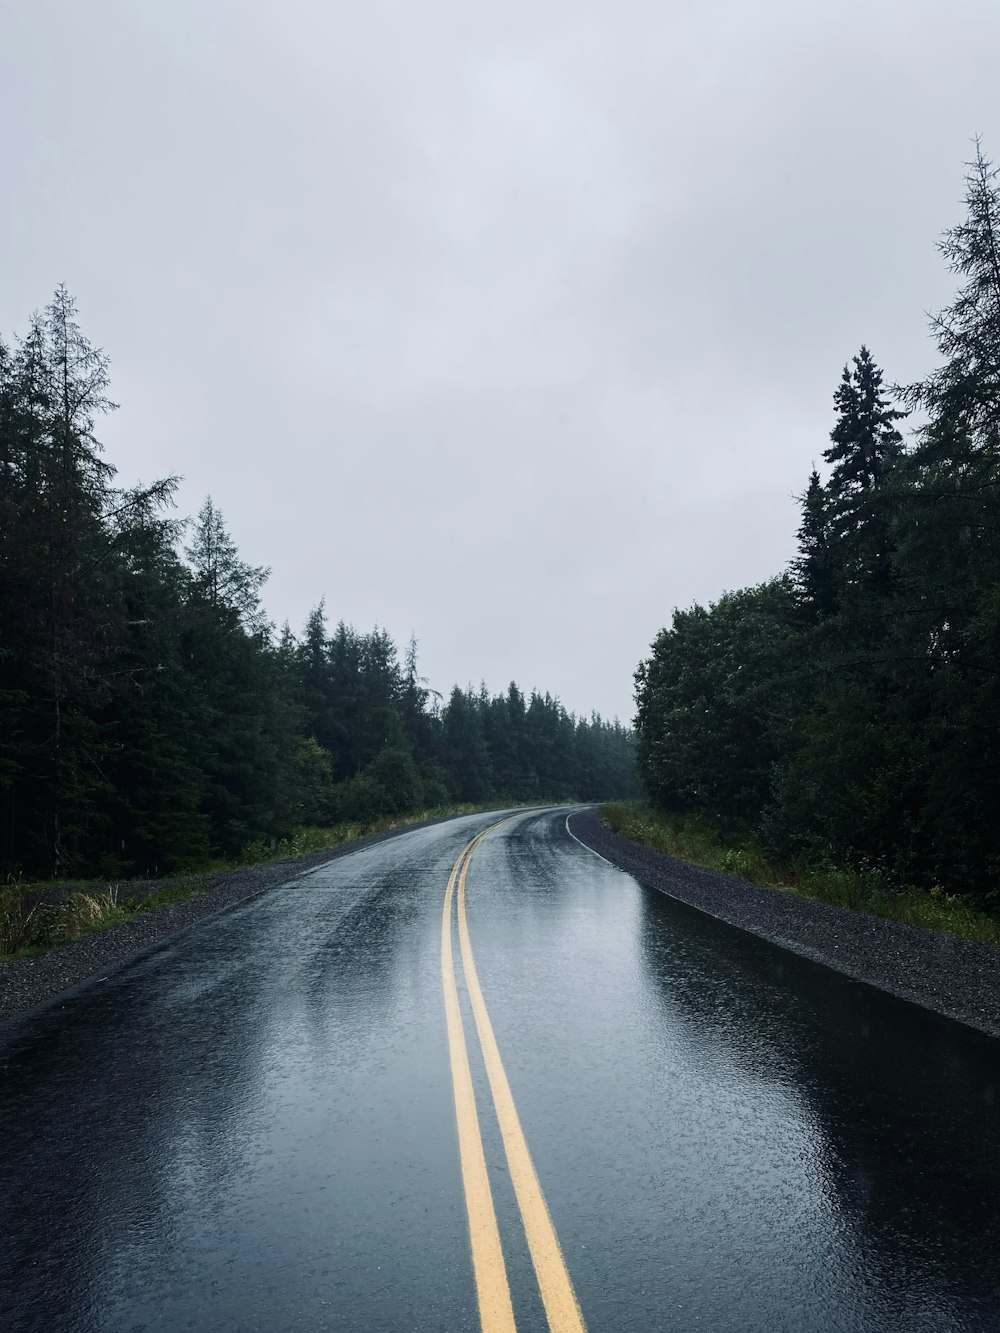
[1,808,999,1331]
[470,816,1000,1332]
[638,888,1000,1326]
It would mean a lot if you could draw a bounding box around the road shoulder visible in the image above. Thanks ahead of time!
[568,807,1000,1039]
[0,812,479,1029]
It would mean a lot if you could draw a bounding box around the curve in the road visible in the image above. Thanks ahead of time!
[5,806,1000,1332]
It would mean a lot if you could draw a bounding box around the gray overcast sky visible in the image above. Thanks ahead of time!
[2,1,998,721]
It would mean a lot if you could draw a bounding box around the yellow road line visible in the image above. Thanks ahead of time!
[441,834,516,1333]
[456,841,588,1333]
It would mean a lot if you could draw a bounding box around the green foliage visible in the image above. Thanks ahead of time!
[0,884,49,956]
[792,470,836,620]
[825,346,905,498]
[233,803,496,868]
[602,803,1000,944]
[634,144,1000,916]
[0,873,212,957]
[635,579,799,822]
[0,289,638,884]
[901,139,1000,442]
[291,737,336,826]
[0,804,504,956]
[368,745,421,814]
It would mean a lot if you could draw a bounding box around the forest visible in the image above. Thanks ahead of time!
[635,145,1000,909]
[0,294,637,880]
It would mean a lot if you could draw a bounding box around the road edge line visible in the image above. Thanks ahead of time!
[564,809,627,872]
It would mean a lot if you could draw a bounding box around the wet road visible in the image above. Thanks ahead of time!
[3,806,1000,1332]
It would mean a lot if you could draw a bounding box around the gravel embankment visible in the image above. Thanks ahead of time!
[569,807,1000,1039]
[0,814,471,1027]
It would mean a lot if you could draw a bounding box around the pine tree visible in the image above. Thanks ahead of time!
[442,687,494,801]
[903,140,1000,446]
[792,469,836,619]
[825,347,905,495]
[297,604,335,750]
[1,288,639,878]
[0,292,122,872]
[186,497,270,634]
[180,503,288,856]
[822,347,905,601]
[101,512,211,873]
[892,144,1000,656]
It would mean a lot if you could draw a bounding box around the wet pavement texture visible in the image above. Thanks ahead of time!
[2,807,1000,1331]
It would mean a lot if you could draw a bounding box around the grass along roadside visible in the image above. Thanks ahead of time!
[215,802,495,870]
[601,801,1000,946]
[0,802,500,959]
[0,877,212,959]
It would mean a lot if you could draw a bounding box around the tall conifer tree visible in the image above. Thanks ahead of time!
[823,347,905,601]
[903,140,1000,446]
[792,469,836,618]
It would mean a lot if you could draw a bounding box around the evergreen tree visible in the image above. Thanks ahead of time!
[0,293,118,872]
[0,288,638,878]
[0,290,183,872]
[792,469,836,619]
[633,143,1000,903]
[442,687,495,801]
[179,503,291,856]
[825,347,905,495]
[186,497,270,634]
[297,603,339,756]
[902,140,1000,446]
[635,580,798,822]
[823,347,905,602]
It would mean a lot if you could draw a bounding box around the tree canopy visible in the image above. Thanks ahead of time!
[635,144,1000,905]
[0,291,637,879]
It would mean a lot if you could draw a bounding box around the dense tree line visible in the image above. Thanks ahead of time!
[0,291,636,878]
[635,144,1000,906]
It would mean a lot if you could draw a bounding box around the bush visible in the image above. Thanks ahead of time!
[331,774,390,823]
[368,746,421,814]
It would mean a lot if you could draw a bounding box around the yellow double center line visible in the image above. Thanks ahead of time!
[441,819,587,1333]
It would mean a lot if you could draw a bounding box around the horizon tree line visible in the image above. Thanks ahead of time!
[0,292,637,880]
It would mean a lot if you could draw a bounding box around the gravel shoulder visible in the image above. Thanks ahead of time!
[0,812,479,1028]
[568,807,1000,1039]
[10,806,999,1041]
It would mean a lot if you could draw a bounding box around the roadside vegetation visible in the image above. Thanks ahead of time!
[0,291,636,887]
[632,145,1000,927]
[0,802,512,958]
[603,802,1000,945]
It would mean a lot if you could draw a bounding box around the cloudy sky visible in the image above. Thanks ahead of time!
[2,0,998,721]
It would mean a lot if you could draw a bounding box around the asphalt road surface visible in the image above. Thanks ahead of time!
[3,807,1000,1332]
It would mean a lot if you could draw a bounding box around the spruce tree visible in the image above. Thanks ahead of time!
[181,502,287,855]
[822,347,905,601]
[792,469,836,619]
[1,287,639,879]
[903,140,1000,446]
[825,347,905,495]
[0,292,120,872]
[186,497,270,634]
